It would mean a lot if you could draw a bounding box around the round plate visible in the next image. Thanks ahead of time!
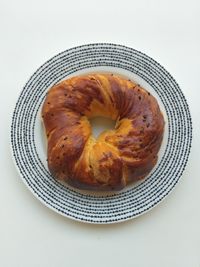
[11,43,192,224]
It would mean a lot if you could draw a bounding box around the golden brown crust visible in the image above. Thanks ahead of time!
[42,73,164,191]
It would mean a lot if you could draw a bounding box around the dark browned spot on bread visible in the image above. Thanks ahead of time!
[140,127,144,134]
[99,152,113,163]
[108,76,124,111]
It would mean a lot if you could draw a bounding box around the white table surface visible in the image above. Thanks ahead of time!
[0,0,199,266]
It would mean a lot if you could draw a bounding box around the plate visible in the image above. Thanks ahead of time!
[10,43,192,223]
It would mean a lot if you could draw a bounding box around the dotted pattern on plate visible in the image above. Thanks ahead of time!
[11,43,192,223]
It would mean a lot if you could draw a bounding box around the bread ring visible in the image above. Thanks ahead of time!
[42,73,164,191]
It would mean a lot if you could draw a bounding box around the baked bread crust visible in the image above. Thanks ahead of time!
[42,73,164,190]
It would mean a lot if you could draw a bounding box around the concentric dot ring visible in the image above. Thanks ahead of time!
[11,43,192,223]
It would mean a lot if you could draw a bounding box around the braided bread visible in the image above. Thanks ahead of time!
[42,73,164,191]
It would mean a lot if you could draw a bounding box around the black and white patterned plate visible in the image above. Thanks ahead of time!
[11,43,192,223]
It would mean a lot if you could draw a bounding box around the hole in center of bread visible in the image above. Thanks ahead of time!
[89,116,115,138]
